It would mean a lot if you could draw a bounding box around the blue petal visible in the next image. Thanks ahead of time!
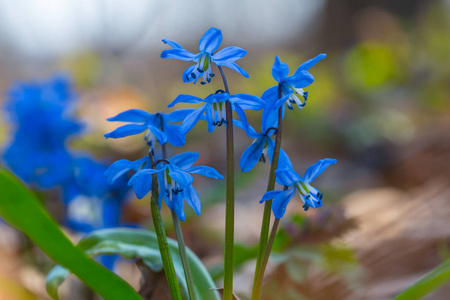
[278,149,293,170]
[162,38,183,49]
[184,185,201,216]
[229,94,264,110]
[198,28,222,53]
[272,56,289,82]
[296,53,327,71]
[275,167,301,187]
[160,48,196,61]
[104,124,147,139]
[303,158,337,183]
[284,70,314,89]
[222,62,249,78]
[170,152,199,169]
[204,104,216,133]
[260,190,283,203]
[168,167,194,187]
[240,137,266,172]
[168,94,203,108]
[107,109,152,122]
[148,125,168,145]
[104,156,148,184]
[185,166,223,179]
[164,123,186,147]
[213,46,247,64]
[172,193,186,221]
[181,104,208,134]
[261,85,278,102]
[165,109,197,122]
[233,104,260,138]
[182,65,197,83]
[233,119,259,139]
[128,170,156,199]
[271,187,296,219]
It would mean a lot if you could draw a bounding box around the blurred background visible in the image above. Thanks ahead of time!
[0,0,450,299]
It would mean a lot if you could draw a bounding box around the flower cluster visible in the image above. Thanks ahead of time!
[2,75,130,241]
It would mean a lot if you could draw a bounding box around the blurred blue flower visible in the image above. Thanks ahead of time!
[168,92,264,134]
[260,158,337,219]
[161,27,249,84]
[262,54,326,112]
[2,74,82,188]
[105,109,198,147]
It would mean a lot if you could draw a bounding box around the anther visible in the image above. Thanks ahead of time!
[200,81,206,85]
[191,73,197,79]
[210,73,215,77]
[197,68,204,73]
[207,77,211,83]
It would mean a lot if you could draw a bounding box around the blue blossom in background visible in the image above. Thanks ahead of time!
[260,158,337,219]
[161,27,249,84]
[168,92,264,134]
[262,54,326,112]
[105,109,197,147]
[2,74,82,188]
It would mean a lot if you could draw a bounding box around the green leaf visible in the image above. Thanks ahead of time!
[0,168,142,300]
[394,259,450,300]
[46,266,70,299]
[48,228,221,300]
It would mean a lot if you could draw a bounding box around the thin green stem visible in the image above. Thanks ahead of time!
[252,86,283,300]
[171,211,197,300]
[149,174,181,300]
[252,218,280,299]
[158,116,196,300]
[218,65,235,300]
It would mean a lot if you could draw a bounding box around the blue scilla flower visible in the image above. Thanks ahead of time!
[234,112,292,172]
[260,158,337,219]
[161,27,249,84]
[106,152,223,221]
[3,75,82,188]
[105,109,196,147]
[262,54,326,111]
[168,92,264,134]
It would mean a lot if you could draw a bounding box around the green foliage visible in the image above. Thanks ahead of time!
[0,168,142,300]
[46,228,221,300]
[394,259,450,300]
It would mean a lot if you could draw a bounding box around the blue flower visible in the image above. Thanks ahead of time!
[168,92,264,134]
[161,28,249,84]
[260,158,337,219]
[262,54,326,111]
[105,109,196,147]
[105,152,223,221]
[235,111,292,172]
[2,74,82,188]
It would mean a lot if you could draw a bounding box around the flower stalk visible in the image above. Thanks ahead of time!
[149,169,181,300]
[218,65,235,300]
[251,85,283,300]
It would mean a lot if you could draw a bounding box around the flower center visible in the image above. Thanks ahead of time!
[187,54,216,85]
[211,101,227,127]
[282,85,308,110]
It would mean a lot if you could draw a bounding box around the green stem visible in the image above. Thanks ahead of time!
[149,151,181,300]
[252,218,280,299]
[251,86,283,300]
[158,114,196,300]
[149,176,182,300]
[171,211,197,300]
[218,65,235,300]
